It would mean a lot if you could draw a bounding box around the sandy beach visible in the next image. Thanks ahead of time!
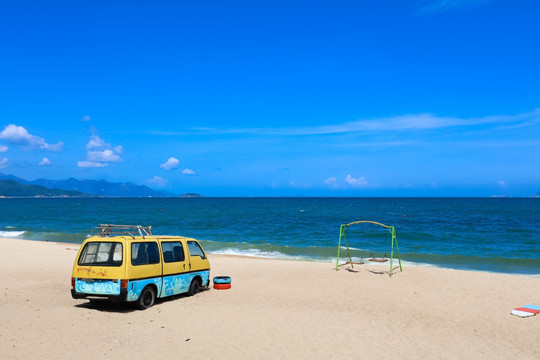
[1,237,539,359]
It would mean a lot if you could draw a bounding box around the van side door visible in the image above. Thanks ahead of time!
[160,240,190,296]
[127,241,162,301]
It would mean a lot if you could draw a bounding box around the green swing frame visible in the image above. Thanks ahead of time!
[335,220,402,277]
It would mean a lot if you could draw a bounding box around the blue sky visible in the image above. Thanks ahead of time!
[0,0,538,196]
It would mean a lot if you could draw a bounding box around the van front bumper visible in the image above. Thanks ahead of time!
[71,288,128,302]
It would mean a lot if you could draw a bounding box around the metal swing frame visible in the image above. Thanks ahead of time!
[335,220,402,277]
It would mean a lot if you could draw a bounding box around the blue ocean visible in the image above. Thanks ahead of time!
[0,197,538,275]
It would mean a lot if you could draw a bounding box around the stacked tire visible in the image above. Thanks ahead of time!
[213,276,231,290]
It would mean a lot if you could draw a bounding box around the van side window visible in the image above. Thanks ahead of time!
[131,242,160,266]
[187,241,206,259]
[78,242,123,267]
[161,241,185,263]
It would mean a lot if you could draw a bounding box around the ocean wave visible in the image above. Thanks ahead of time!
[208,248,423,270]
[343,246,368,251]
[0,230,26,238]
[208,248,320,261]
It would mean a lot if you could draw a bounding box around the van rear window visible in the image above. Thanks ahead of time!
[78,242,123,266]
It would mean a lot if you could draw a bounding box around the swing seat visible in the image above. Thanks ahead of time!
[369,258,388,263]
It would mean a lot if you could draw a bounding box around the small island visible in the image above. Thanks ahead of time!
[180,193,203,198]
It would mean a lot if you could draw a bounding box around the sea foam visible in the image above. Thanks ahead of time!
[0,230,26,238]
[209,248,313,261]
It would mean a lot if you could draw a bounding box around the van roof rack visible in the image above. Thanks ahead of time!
[93,224,153,238]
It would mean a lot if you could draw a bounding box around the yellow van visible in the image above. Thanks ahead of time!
[71,224,210,309]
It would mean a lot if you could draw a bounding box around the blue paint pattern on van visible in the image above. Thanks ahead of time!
[160,271,210,297]
[75,279,121,295]
[125,271,210,301]
[127,278,163,301]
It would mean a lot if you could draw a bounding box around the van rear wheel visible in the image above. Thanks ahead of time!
[137,286,155,310]
[188,278,200,296]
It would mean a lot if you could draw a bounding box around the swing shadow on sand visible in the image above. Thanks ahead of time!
[339,265,387,275]
[339,264,399,276]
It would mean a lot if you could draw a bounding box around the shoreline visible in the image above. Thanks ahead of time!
[1,236,539,278]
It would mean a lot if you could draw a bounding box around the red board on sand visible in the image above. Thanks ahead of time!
[511,304,540,317]
[515,307,540,315]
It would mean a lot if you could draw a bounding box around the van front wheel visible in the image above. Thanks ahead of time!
[137,286,155,310]
[188,278,200,296]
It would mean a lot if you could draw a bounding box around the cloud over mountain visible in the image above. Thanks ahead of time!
[78,134,123,168]
[0,124,63,151]
[160,157,179,170]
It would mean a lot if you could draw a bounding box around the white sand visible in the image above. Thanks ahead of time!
[1,237,539,359]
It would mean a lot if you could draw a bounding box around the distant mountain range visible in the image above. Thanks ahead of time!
[0,174,176,197]
[0,179,85,197]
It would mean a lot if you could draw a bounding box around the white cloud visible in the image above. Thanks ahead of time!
[77,161,108,168]
[161,157,180,170]
[170,109,540,138]
[325,176,337,184]
[85,135,107,151]
[0,124,39,144]
[0,124,63,151]
[79,133,123,167]
[182,168,195,176]
[147,176,168,187]
[345,174,368,187]
[87,149,122,163]
[81,115,91,122]
[39,157,51,166]
[85,135,123,154]
[325,177,338,188]
[497,180,507,187]
[0,145,7,152]
[46,142,64,151]
[0,157,8,168]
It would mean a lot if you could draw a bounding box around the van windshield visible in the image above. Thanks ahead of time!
[78,242,123,266]
[187,241,206,259]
